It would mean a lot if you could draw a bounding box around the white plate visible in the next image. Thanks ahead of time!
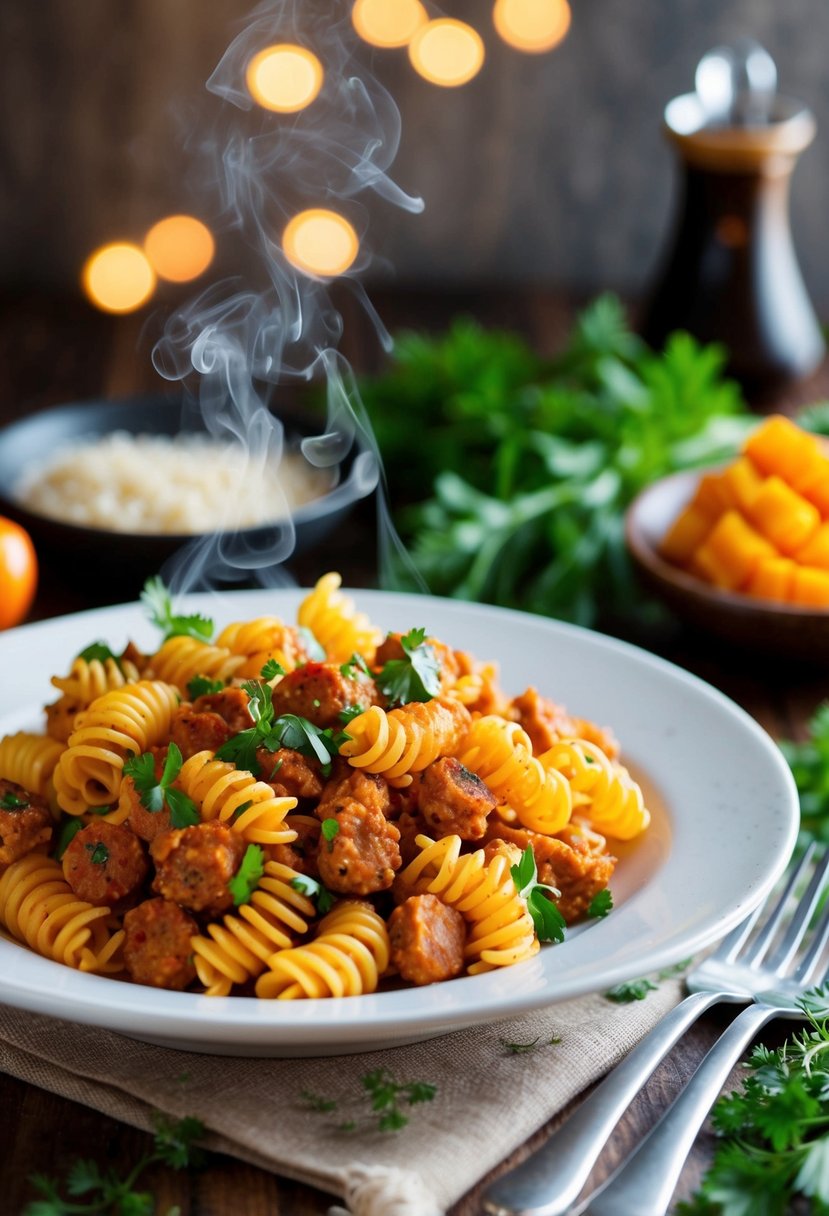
[0,589,798,1056]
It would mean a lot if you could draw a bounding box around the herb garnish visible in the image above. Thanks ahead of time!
[377,628,441,707]
[260,658,286,681]
[186,675,225,700]
[122,743,200,828]
[84,842,109,866]
[290,873,336,914]
[780,702,829,851]
[228,844,265,907]
[76,641,119,665]
[141,575,214,643]
[301,1068,437,1134]
[500,1035,562,1055]
[338,704,366,725]
[340,653,371,680]
[0,790,29,811]
[54,817,84,861]
[320,819,340,851]
[587,888,613,918]
[605,977,659,1003]
[24,1112,204,1216]
[511,846,566,944]
[215,680,349,776]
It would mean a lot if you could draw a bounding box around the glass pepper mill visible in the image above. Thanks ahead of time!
[641,41,825,400]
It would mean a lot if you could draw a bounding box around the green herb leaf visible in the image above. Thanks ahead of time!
[0,790,29,810]
[377,628,442,707]
[186,675,225,700]
[511,846,566,944]
[587,888,613,918]
[151,1112,206,1170]
[76,642,118,665]
[166,788,201,829]
[141,576,214,643]
[228,844,265,907]
[340,653,371,679]
[54,816,84,861]
[123,743,199,826]
[338,704,366,725]
[290,874,337,914]
[320,819,340,852]
[605,978,658,1003]
[84,842,109,866]
[260,658,286,681]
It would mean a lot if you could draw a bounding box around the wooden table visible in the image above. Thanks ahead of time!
[1,288,827,1214]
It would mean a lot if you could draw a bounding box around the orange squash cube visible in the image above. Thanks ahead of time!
[745,556,797,603]
[794,522,829,571]
[745,476,821,554]
[690,472,735,516]
[689,510,777,591]
[660,504,715,565]
[789,565,829,607]
[720,456,763,512]
[743,415,822,482]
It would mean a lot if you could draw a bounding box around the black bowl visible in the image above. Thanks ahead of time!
[0,394,376,596]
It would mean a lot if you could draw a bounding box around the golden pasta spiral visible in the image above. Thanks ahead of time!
[145,635,245,694]
[339,697,471,787]
[0,731,65,801]
[0,854,124,973]
[457,716,572,835]
[53,680,180,816]
[191,860,317,996]
[297,572,382,664]
[255,900,390,999]
[215,617,306,679]
[177,751,298,846]
[46,656,142,742]
[400,834,538,974]
[542,739,650,840]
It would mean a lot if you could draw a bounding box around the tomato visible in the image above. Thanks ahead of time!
[0,516,38,630]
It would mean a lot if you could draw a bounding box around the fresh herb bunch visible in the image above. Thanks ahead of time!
[779,703,829,851]
[678,988,829,1216]
[214,680,350,777]
[358,297,752,626]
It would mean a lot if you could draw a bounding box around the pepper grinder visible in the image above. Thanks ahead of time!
[641,41,825,399]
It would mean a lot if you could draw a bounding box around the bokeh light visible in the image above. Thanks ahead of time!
[351,0,428,49]
[246,44,324,113]
[408,19,485,88]
[144,215,215,283]
[282,209,360,278]
[493,0,572,53]
[81,244,156,314]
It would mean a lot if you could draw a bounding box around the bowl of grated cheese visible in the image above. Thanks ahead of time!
[0,394,377,593]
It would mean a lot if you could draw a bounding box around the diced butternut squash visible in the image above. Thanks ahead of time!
[689,510,777,590]
[745,476,821,554]
[799,463,829,518]
[794,522,829,571]
[720,456,763,512]
[744,414,823,482]
[660,504,716,564]
[690,472,735,517]
[790,566,829,607]
[745,556,797,602]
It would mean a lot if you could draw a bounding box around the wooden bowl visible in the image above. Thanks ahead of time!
[625,468,829,659]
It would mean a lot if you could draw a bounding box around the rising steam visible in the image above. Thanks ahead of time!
[152,0,424,593]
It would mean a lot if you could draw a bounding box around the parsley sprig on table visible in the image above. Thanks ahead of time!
[24,1112,204,1216]
[376,627,441,707]
[301,1068,437,1134]
[122,743,200,829]
[215,680,350,777]
[511,846,566,944]
[141,575,214,643]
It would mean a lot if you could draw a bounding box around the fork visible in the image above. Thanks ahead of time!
[481,844,829,1216]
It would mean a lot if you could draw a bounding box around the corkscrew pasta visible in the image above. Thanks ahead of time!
[0,571,650,999]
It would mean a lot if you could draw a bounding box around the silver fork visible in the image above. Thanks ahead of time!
[481,844,829,1216]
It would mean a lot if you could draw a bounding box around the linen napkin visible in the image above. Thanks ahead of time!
[0,979,684,1215]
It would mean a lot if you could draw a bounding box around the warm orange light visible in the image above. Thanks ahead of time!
[246,44,324,113]
[81,243,156,314]
[493,0,571,53]
[408,19,485,88]
[282,209,360,278]
[351,0,428,48]
[144,215,215,283]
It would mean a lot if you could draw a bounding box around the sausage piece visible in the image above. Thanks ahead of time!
[484,822,616,923]
[123,897,198,990]
[0,780,52,868]
[511,687,619,759]
[192,688,254,734]
[122,748,173,843]
[151,821,246,917]
[256,747,324,801]
[417,757,496,841]
[170,709,232,760]
[62,821,149,908]
[317,761,392,820]
[270,661,375,728]
[317,799,401,895]
[389,894,466,985]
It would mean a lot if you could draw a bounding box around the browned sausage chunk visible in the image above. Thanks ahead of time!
[511,688,619,759]
[317,761,392,820]
[270,661,375,728]
[317,799,401,895]
[123,897,198,990]
[62,821,149,907]
[389,894,466,985]
[256,747,324,800]
[0,780,52,868]
[122,748,173,842]
[192,688,254,734]
[151,821,245,916]
[484,822,616,923]
[417,757,496,841]
[170,709,232,760]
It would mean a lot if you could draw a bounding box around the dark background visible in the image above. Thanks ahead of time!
[1,0,827,308]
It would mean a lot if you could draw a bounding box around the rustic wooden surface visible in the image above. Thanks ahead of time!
[0,286,827,1214]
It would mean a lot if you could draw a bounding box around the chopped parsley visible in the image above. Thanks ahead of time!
[320,819,340,851]
[500,1034,562,1055]
[340,653,371,680]
[338,704,366,725]
[228,844,265,907]
[186,675,225,700]
[54,817,84,861]
[215,680,350,776]
[260,658,286,681]
[511,846,566,944]
[301,1068,437,1134]
[141,575,214,643]
[377,627,442,707]
[84,842,110,866]
[605,977,659,1003]
[0,790,29,811]
[122,743,200,828]
[290,873,337,914]
[587,888,613,919]
[76,641,119,665]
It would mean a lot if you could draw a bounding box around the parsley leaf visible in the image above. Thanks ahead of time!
[320,818,340,852]
[0,790,29,810]
[54,816,84,861]
[339,704,366,725]
[140,575,214,643]
[76,641,118,665]
[605,977,658,1002]
[228,844,265,907]
[290,874,337,914]
[340,653,371,679]
[260,658,286,681]
[587,888,613,918]
[377,628,442,707]
[84,842,109,866]
[186,675,225,700]
[216,681,349,777]
[122,743,199,827]
[511,845,566,944]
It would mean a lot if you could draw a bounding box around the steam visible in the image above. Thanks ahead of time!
[152,0,424,594]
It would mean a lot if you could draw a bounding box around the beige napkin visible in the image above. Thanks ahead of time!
[0,980,685,1215]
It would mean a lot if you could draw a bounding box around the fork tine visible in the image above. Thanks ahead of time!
[793,887,829,984]
[766,847,829,973]
[738,843,817,967]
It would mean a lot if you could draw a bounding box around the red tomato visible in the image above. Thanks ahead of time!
[0,517,38,629]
